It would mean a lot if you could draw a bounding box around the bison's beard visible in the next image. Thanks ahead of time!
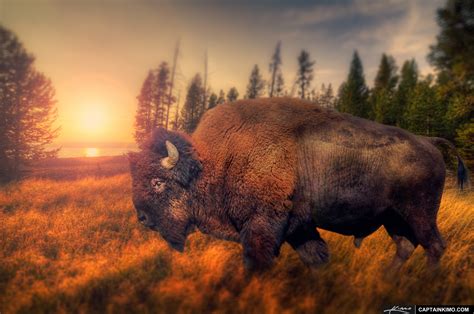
[153,203,193,253]
[156,222,195,252]
[162,233,186,252]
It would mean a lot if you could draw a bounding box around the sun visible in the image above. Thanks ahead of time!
[79,105,107,137]
[84,147,99,157]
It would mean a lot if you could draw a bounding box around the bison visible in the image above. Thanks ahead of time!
[129,98,468,272]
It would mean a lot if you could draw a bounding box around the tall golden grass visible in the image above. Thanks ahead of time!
[0,174,472,313]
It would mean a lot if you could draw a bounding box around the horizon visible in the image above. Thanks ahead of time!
[52,141,138,158]
[1,0,444,148]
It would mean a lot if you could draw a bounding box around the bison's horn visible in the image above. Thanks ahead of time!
[161,140,179,169]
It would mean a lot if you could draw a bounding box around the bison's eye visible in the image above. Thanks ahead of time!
[150,178,165,193]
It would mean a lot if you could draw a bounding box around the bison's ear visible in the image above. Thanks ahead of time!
[173,144,202,187]
[145,127,169,152]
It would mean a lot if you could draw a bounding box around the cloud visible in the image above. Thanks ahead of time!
[282,0,407,28]
[275,0,443,85]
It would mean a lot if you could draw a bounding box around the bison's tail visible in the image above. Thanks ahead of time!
[421,136,469,190]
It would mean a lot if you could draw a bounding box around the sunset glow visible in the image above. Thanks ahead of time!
[1,1,444,147]
[84,147,99,157]
[76,104,108,138]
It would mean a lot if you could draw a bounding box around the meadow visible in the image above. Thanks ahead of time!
[0,169,472,313]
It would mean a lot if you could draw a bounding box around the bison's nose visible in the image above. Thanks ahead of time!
[137,212,156,228]
[138,212,147,223]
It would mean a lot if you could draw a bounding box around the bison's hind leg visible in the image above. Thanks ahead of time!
[409,217,446,267]
[385,206,446,270]
[383,210,418,272]
[394,173,446,268]
[286,225,329,267]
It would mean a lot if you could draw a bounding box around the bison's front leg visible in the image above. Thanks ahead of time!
[286,225,329,267]
[240,209,289,272]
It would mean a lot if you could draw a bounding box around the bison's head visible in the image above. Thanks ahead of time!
[129,128,202,252]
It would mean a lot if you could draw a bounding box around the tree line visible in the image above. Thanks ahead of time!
[135,41,337,138]
[336,0,473,167]
[136,0,471,167]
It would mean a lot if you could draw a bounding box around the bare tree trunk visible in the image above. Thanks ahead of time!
[202,50,208,113]
[270,67,277,97]
[13,99,21,179]
[166,40,180,129]
[152,102,159,129]
[174,90,181,130]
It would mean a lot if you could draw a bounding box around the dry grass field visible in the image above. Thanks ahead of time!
[0,172,473,314]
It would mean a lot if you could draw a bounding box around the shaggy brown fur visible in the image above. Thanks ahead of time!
[129,97,467,271]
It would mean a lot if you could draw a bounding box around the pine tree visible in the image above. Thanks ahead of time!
[336,51,370,118]
[274,72,285,96]
[135,62,174,146]
[217,90,226,104]
[134,71,155,146]
[404,76,446,137]
[269,41,282,97]
[428,0,474,89]
[371,53,398,124]
[394,59,418,127]
[246,65,265,99]
[455,119,474,168]
[445,93,474,135]
[296,50,314,99]
[311,84,323,104]
[179,74,205,133]
[208,92,218,110]
[320,83,335,108]
[154,62,171,128]
[371,89,391,122]
[336,82,346,108]
[326,84,335,107]
[171,90,181,131]
[374,54,399,91]
[310,88,318,103]
[227,87,239,102]
[320,84,327,105]
[428,0,474,164]
[0,26,59,181]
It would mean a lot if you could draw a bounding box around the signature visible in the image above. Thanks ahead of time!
[383,306,412,314]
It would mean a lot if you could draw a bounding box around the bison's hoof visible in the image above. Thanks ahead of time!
[353,237,364,249]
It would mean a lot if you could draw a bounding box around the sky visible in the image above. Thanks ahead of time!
[0,0,445,145]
